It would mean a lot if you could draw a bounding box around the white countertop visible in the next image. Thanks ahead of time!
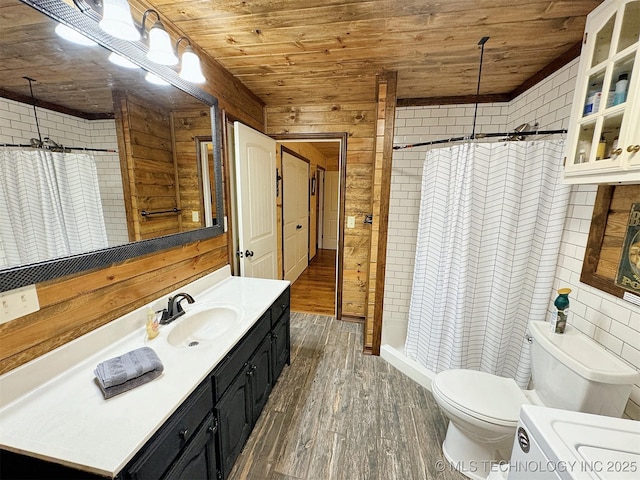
[0,266,289,477]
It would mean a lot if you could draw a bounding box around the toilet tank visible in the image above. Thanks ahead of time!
[529,321,639,417]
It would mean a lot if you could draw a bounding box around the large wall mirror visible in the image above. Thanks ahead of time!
[0,0,225,292]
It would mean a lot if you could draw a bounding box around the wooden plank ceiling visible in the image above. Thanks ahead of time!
[1,0,603,115]
[151,0,603,105]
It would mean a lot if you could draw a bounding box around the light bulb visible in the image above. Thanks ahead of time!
[55,24,98,46]
[179,46,206,83]
[99,0,140,41]
[147,21,178,65]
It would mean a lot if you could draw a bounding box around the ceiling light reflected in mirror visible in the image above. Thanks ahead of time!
[145,71,170,85]
[108,52,139,69]
[98,0,140,41]
[54,23,98,46]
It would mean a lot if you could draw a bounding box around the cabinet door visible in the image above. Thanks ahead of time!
[163,415,218,480]
[124,380,213,480]
[271,310,290,383]
[215,367,252,479]
[565,0,640,181]
[248,335,273,425]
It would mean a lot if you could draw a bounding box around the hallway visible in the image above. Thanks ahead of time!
[290,249,336,316]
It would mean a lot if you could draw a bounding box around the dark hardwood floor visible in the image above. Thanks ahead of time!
[228,313,464,480]
[290,249,336,316]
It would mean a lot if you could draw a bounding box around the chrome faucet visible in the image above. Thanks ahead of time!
[159,293,195,324]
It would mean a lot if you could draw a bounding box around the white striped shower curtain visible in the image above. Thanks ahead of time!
[0,148,108,268]
[404,140,570,387]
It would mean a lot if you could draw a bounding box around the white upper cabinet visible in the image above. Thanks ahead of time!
[564,0,640,184]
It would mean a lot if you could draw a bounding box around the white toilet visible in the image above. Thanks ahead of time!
[431,320,640,480]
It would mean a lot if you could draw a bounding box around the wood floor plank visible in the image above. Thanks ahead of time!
[290,249,336,315]
[228,313,466,480]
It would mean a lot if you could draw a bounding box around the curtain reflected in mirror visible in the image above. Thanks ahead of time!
[0,149,108,269]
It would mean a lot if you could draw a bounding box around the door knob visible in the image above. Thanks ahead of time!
[627,145,640,153]
[296,224,302,230]
[245,249,254,257]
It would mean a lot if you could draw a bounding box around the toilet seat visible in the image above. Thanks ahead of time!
[432,369,530,427]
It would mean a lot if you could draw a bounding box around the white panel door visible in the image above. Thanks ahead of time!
[233,122,277,279]
[282,151,309,282]
[322,171,339,250]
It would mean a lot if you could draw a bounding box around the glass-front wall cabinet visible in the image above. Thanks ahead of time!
[564,0,640,184]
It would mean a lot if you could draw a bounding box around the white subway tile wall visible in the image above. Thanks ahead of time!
[0,97,128,247]
[385,58,640,419]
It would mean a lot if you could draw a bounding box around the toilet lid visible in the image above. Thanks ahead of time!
[433,369,529,426]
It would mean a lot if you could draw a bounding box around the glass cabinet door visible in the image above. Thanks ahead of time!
[568,0,640,172]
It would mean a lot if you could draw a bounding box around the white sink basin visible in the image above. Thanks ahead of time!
[166,304,244,348]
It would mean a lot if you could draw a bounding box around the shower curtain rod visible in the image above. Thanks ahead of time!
[1,143,117,153]
[392,129,567,150]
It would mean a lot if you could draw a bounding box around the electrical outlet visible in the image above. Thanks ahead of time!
[0,284,40,324]
[347,216,356,228]
[192,211,200,222]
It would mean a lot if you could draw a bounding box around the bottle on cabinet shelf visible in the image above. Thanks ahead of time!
[613,73,629,106]
[596,136,607,160]
[584,84,602,115]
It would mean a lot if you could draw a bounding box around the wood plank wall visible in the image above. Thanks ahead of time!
[114,91,180,241]
[267,103,376,318]
[0,236,228,374]
[365,72,397,353]
[172,107,213,230]
[0,19,264,373]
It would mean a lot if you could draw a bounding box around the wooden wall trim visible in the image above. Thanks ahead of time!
[365,71,398,354]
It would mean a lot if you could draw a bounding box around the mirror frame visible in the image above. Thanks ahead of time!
[0,0,225,292]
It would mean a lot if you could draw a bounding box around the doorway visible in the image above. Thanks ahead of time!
[222,120,347,318]
[277,138,343,317]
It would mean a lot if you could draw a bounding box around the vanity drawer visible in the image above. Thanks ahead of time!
[124,380,213,480]
[270,287,290,327]
[212,310,271,402]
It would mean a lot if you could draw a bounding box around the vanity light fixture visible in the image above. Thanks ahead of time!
[176,37,206,84]
[55,23,98,46]
[98,0,140,41]
[141,9,178,66]
[108,52,139,69]
[145,71,170,86]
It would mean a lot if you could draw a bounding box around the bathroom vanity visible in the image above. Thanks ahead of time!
[0,266,290,480]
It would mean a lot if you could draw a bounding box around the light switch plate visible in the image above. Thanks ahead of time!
[192,211,200,222]
[0,284,40,324]
[347,216,356,228]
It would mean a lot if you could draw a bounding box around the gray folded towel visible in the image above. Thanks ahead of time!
[94,347,163,399]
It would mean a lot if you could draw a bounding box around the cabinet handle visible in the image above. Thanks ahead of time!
[273,334,278,340]
[179,428,189,440]
[612,148,623,156]
[627,145,640,153]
